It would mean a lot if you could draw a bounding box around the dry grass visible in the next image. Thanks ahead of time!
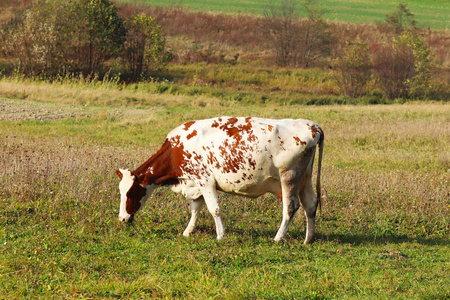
[0,79,222,108]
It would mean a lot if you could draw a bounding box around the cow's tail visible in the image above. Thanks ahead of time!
[316,126,324,212]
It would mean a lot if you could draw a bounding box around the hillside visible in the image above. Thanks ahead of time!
[119,0,450,30]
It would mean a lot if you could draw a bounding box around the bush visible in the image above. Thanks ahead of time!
[63,0,127,75]
[333,36,372,98]
[295,0,332,67]
[262,0,331,67]
[1,0,127,76]
[372,31,434,99]
[378,3,418,35]
[1,0,62,75]
[124,14,173,79]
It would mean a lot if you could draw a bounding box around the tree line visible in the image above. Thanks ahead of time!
[0,0,172,79]
[0,0,444,100]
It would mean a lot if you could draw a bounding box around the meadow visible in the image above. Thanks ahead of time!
[121,0,450,30]
[0,79,449,299]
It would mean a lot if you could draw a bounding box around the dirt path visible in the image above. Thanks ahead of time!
[0,98,162,123]
[0,98,99,121]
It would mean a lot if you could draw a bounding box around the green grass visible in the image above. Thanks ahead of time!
[121,0,450,29]
[1,86,449,298]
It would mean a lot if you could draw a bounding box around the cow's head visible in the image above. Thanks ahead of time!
[116,169,154,223]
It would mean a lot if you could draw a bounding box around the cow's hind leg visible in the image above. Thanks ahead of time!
[201,188,225,240]
[300,175,318,244]
[183,197,205,237]
[274,170,301,242]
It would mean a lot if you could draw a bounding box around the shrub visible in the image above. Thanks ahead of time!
[333,37,372,98]
[1,0,62,75]
[295,0,332,67]
[1,0,127,76]
[261,0,298,67]
[62,0,127,75]
[379,3,418,35]
[261,0,331,67]
[123,14,173,79]
[372,31,434,99]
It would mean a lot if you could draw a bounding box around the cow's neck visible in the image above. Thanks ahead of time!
[133,139,182,187]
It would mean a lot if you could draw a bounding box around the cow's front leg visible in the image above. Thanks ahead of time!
[183,197,205,237]
[201,188,224,240]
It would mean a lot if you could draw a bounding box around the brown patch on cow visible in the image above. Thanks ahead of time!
[212,120,220,128]
[219,117,239,138]
[125,179,147,214]
[133,138,183,187]
[183,121,196,131]
[213,118,259,173]
[268,125,274,132]
[309,126,317,138]
[187,130,197,140]
[294,136,307,146]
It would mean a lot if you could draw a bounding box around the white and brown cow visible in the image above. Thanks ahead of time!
[116,117,324,244]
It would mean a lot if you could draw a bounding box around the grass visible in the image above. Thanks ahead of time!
[0,82,449,298]
[0,67,400,107]
[120,0,450,30]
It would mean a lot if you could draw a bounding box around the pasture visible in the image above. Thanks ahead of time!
[0,80,449,299]
[121,0,450,29]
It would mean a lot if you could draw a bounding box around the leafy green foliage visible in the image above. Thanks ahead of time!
[1,0,62,75]
[333,36,372,98]
[1,0,127,76]
[64,0,127,74]
[124,13,173,79]
[381,3,418,34]
[373,30,435,100]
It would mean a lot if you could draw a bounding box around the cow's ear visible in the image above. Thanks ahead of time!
[116,169,123,179]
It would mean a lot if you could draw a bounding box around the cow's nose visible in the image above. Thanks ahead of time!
[118,216,127,222]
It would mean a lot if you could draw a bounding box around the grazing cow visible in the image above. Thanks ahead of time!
[116,117,324,244]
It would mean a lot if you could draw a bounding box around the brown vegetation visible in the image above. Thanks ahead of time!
[0,1,449,100]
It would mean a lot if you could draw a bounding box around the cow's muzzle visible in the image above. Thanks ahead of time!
[118,214,134,223]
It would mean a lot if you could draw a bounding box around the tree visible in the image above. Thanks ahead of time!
[1,0,62,75]
[382,3,418,34]
[372,31,434,99]
[124,14,173,79]
[333,37,372,98]
[63,0,126,74]
[295,0,332,67]
[262,0,298,67]
[262,0,331,67]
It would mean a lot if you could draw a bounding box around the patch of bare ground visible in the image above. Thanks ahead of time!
[0,98,96,121]
[0,98,162,122]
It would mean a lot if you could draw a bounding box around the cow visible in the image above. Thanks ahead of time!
[116,116,324,244]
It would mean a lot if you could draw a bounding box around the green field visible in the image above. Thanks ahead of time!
[0,79,449,299]
[121,0,450,29]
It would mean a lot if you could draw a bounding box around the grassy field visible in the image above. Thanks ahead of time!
[121,0,450,30]
[0,80,449,299]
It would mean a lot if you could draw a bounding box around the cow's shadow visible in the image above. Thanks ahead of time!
[198,225,448,246]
